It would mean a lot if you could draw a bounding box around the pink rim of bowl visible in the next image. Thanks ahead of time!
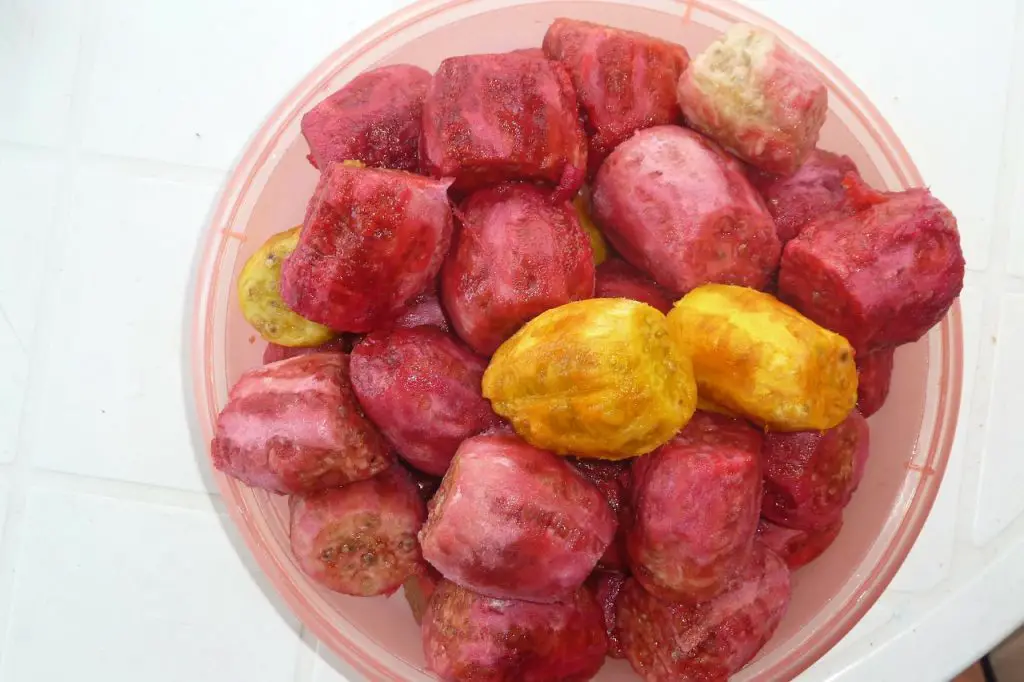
[185,0,963,679]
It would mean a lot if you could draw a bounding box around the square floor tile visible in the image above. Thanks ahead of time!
[973,293,1024,544]
[80,0,409,169]
[0,151,63,349]
[999,21,1024,280]
[0,474,8,542]
[0,489,300,682]
[20,162,220,491]
[0,316,26,464]
[0,0,85,147]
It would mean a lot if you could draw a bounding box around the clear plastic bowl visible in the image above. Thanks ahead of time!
[185,0,964,679]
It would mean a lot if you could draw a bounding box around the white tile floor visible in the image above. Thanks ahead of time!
[19,162,222,492]
[0,0,86,148]
[0,317,26,465]
[0,476,8,543]
[80,0,414,170]
[0,489,301,681]
[974,295,1024,544]
[0,150,64,346]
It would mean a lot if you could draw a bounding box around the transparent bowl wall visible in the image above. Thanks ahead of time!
[187,1,964,679]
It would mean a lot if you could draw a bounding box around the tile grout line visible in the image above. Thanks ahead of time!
[952,0,1024,548]
[24,468,225,514]
[80,149,229,185]
[0,0,100,669]
[0,140,230,184]
[0,305,26,357]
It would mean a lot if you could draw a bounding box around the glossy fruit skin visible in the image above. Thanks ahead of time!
[403,565,444,625]
[757,516,843,570]
[574,194,609,265]
[289,466,426,596]
[262,337,350,364]
[857,347,896,418]
[594,259,674,314]
[748,149,862,243]
[422,581,608,682]
[399,461,444,506]
[237,226,335,347]
[210,353,392,494]
[280,163,454,333]
[778,188,965,354]
[617,543,792,682]
[441,183,595,356]
[388,290,450,333]
[585,569,627,658]
[762,409,870,531]
[668,283,858,431]
[418,434,616,603]
[542,18,690,174]
[420,51,587,198]
[349,326,500,476]
[483,298,697,459]
[301,64,431,172]
[591,125,780,296]
[571,458,633,570]
[677,24,828,175]
[628,412,763,602]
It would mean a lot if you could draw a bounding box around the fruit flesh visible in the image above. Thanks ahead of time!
[594,260,674,314]
[441,183,595,356]
[543,18,690,174]
[237,226,335,347]
[420,51,587,197]
[778,187,965,354]
[418,434,616,603]
[349,326,500,476]
[592,125,780,296]
[279,163,453,333]
[628,412,763,602]
[762,409,870,531]
[422,581,608,682]
[668,283,858,431]
[747,149,862,243]
[483,298,697,459]
[210,354,392,494]
[618,543,791,681]
[301,64,430,172]
[857,348,896,418]
[289,466,426,596]
[757,517,843,570]
[677,23,828,175]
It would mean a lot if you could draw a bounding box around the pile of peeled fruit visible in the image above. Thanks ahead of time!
[213,18,964,682]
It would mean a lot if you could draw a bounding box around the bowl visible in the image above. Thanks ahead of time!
[186,0,964,679]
